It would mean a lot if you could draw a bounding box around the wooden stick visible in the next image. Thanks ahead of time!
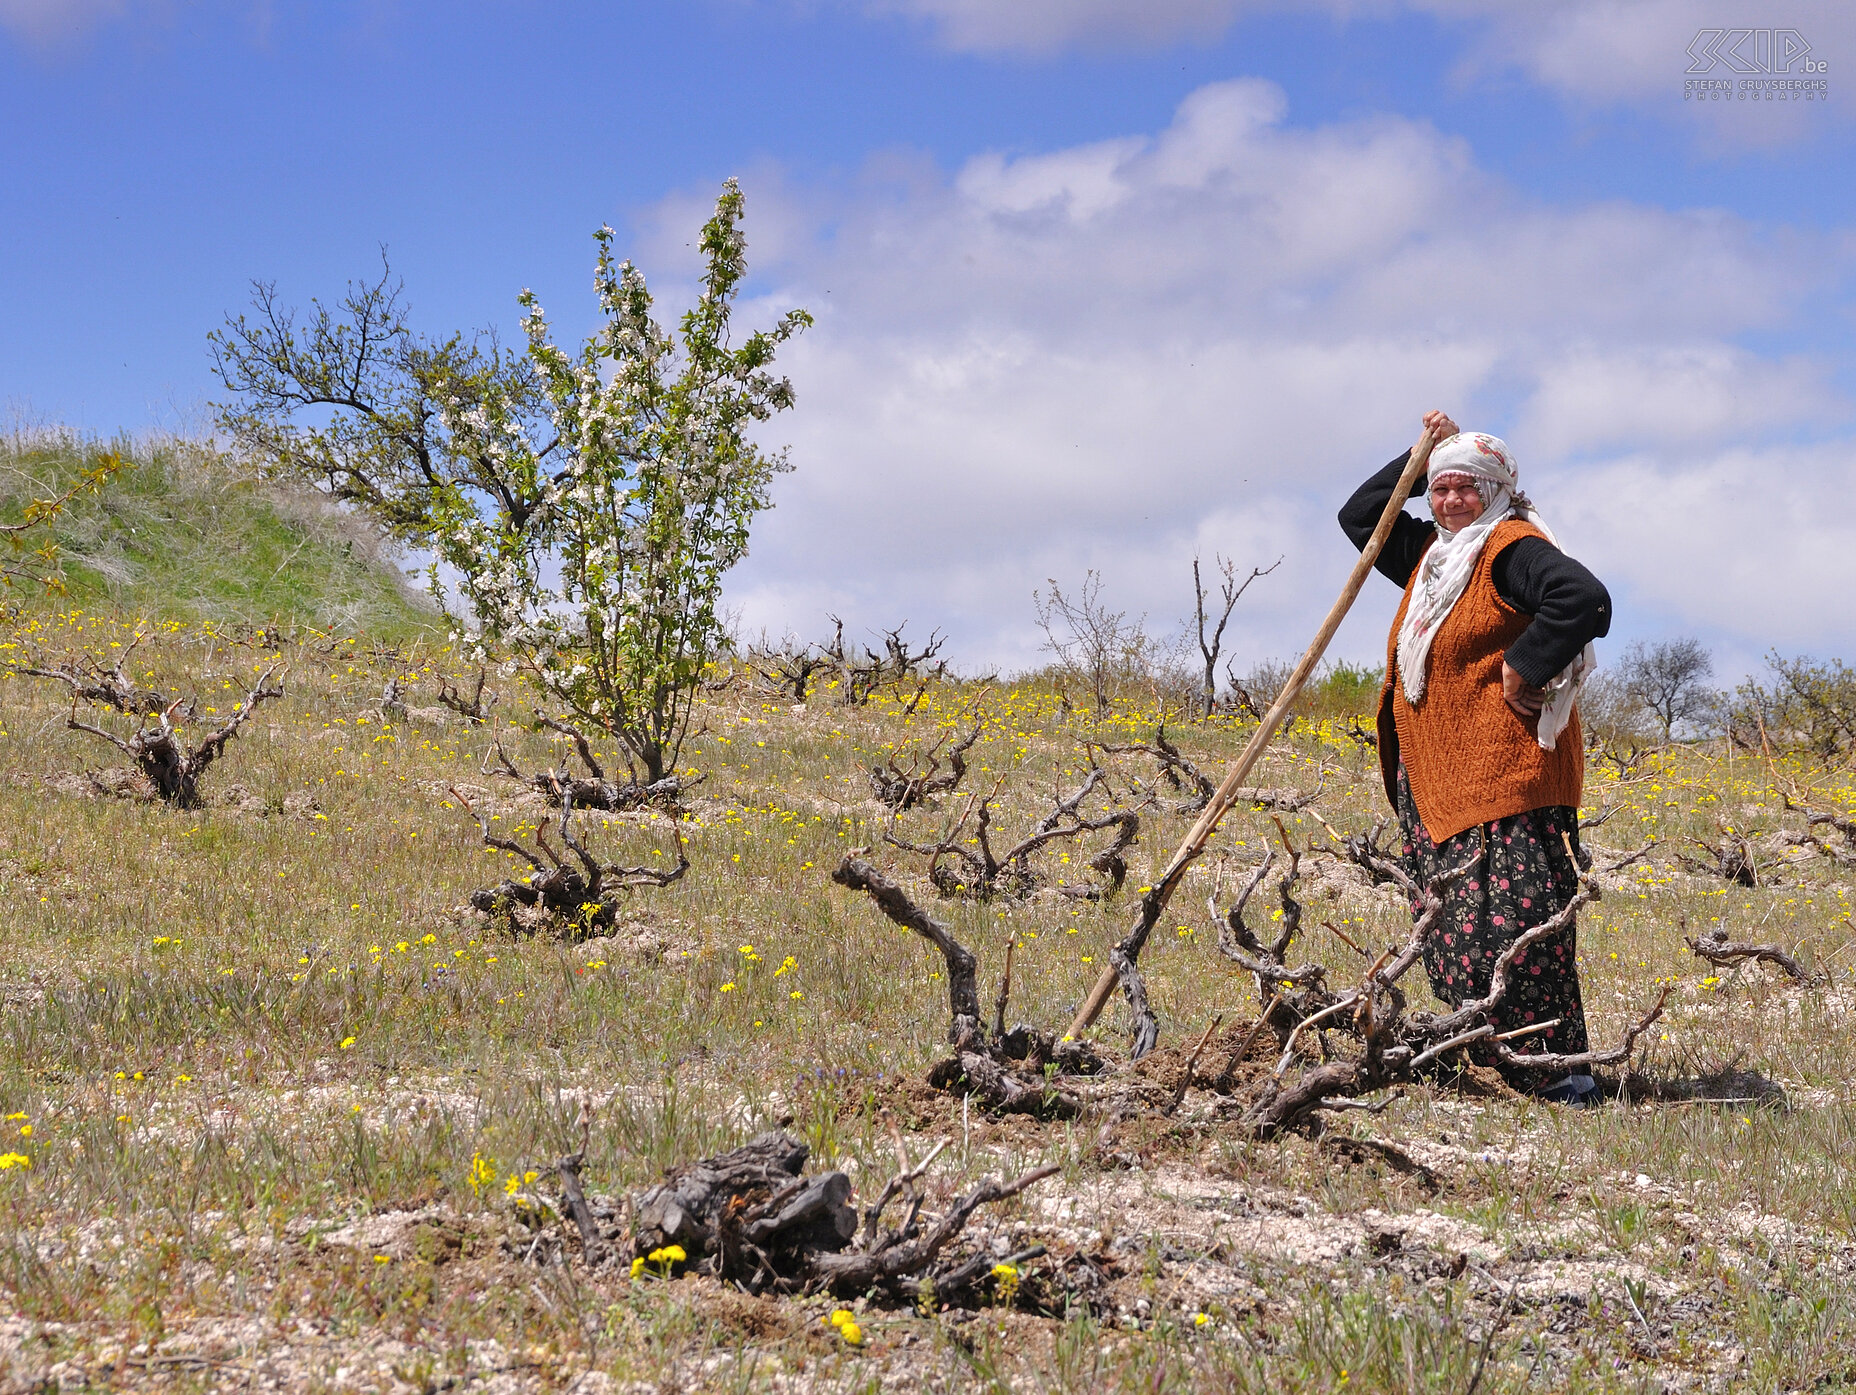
[1218,989,1284,1087]
[556,1152,602,1262]
[1323,918,1371,959]
[1169,1013,1224,1109]
[992,932,1017,1041]
[1065,425,1439,1042]
[1493,1017,1562,1042]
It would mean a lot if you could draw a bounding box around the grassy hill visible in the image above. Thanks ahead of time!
[0,607,1852,1386]
[1,429,436,634]
[3,429,1855,1390]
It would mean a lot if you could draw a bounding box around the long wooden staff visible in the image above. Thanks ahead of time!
[1064,425,1439,1043]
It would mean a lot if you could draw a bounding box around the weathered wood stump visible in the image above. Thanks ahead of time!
[925,1051,1082,1119]
[631,1132,856,1286]
[626,1130,1058,1298]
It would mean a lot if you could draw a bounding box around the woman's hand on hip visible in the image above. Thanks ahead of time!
[1502,662,1546,717]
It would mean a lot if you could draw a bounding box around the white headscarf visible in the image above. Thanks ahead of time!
[1394,432,1592,751]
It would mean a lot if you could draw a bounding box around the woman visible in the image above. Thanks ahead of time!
[1339,410,1612,1104]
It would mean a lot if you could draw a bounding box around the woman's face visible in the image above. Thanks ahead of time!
[1429,475,1484,532]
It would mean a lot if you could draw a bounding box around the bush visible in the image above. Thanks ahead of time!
[1726,653,1856,758]
[1032,571,1195,716]
[212,181,809,782]
[1227,658,1382,722]
[1304,660,1382,719]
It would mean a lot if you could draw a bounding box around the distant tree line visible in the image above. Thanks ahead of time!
[1580,639,1856,758]
[1022,561,1856,759]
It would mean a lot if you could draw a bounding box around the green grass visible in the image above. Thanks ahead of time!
[1,601,1854,1389]
[1,429,436,634]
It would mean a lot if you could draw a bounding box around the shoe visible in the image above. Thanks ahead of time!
[1537,1073,1599,1107]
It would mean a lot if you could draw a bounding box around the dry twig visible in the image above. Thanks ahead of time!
[486,713,688,811]
[436,666,496,723]
[868,719,982,810]
[883,766,1138,901]
[63,666,284,807]
[1684,925,1819,985]
[456,787,688,936]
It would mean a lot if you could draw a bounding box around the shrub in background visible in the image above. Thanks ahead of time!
[213,181,809,782]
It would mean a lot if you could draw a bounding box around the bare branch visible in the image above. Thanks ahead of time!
[13,630,164,714]
[537,712,606,782]
[1427,878,1600,1037]
[1240,1062,1361,1140]
[883,764,1135,901]
[832,856,982,1048]
[487,714,687,811]
[1191,553,1282,718]
[451,786,549,873]
[1370,847,1483,992]
[455,782,686,935]
[859,1137,948,1248]
[1493,986,1672,1073]
[1686,927,1819,985]
[435,666,495,723]
[868,719,982,810]
[187,667,287,773]
[59,668,284,807]
[808,1163,1061,1294]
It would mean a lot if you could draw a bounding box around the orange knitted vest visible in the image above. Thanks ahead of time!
[1373,518,1584,842]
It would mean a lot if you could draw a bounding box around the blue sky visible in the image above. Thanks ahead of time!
[4,0,1854,676]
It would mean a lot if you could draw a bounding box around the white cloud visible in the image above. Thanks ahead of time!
[865,0,1260,54]
[860,0,1851,151]
[1559,444,1856,655]
[0,0,126,44]
[1434,0,1855,150]
[653,77,1851,675]
[1516,345,1840,459]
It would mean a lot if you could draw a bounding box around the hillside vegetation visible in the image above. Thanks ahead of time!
[0,431,434,634]
[1,591,1853,1390]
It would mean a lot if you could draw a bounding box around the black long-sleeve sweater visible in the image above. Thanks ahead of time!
[1338,451,1612,687]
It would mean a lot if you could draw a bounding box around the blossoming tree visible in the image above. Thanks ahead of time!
[213,181,809,782]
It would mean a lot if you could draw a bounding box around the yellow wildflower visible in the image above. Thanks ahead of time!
[467,1152,496,1195]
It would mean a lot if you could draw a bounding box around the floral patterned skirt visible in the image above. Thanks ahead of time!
[1394,764,1590,1068]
